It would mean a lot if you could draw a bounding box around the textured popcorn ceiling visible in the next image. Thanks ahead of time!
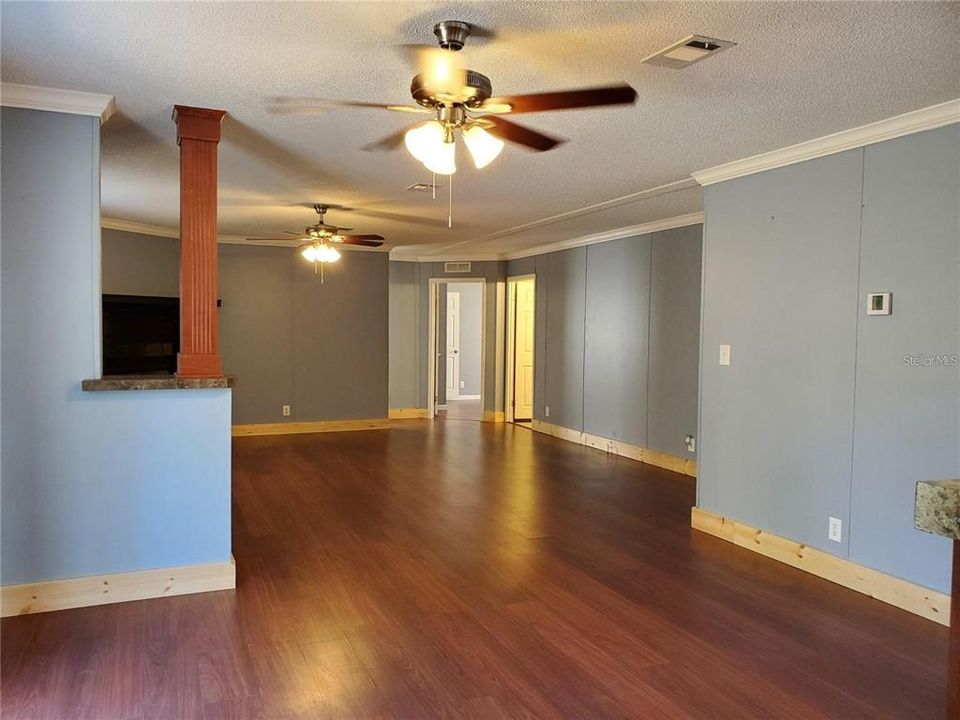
[2,2,958,256]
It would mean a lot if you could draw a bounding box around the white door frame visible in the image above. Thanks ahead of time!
[427,277,487,419]
[505,274,535,423]
[445,290,461,401]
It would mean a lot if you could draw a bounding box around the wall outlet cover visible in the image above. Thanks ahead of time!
[684,435,696,452]
[282,405,291,417]
[828,516,842,543]
[459,380,465,389]
[545,406,550,417]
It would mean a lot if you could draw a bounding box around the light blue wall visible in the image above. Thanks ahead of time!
[506,225,703,457]
[1,107,232,585]
[698,125,959,593]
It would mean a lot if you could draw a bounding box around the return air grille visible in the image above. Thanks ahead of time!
[444,261,471,273]
[642,35,736,69]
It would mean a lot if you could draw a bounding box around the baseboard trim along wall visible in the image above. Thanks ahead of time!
[483,410,506,423]
[531,420,698,477]
[0,558,236,617]
[232,418,390,436]
[691,507,951,626]
[388,408,429,419]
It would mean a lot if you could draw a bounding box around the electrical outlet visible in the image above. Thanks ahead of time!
[545,405,550,417]
[282,405,291,417]
[459,380,465,389]
[828,516,842,543]
[684,435,696,452]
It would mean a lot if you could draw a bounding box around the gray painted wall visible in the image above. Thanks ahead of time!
[449,282,483,396]
[388,262,420,409]
[1,107,232,585]
[102,235,389,424]
[102,229,180,297]
[506,225,703,457]
[648,226,703,456]
[698,125,959,593]
[584,238,650,446]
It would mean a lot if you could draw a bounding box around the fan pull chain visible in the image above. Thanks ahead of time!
[448,173,453,229]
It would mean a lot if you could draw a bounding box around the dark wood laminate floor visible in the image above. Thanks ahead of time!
[1,421,948,719]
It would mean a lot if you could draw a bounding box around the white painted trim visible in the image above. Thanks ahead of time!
[101,217,388,251]
[504,212,704,260]
[441,177,699,252]
[389,250,502,262]
[455,394,481,400]
[692,98,960,186]
[0,82,116,124]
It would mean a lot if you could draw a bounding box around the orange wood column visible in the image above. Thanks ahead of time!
[173,105,227,378]
[948,540,959,720]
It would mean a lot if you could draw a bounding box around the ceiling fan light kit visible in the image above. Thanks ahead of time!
[269,19,638,250]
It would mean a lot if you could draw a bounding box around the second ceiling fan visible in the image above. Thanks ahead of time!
[268,20,638,175]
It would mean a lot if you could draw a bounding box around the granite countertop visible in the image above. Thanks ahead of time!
[914,479,960,540]
[82,375,235,392]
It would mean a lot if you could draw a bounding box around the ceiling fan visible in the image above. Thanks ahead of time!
[267,20,638,176]
[280,204,384,282]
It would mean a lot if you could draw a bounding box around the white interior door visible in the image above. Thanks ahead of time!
[445,291,460,400]
[514,280,535,420]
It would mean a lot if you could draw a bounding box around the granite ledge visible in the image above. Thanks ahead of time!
[914,479,960,540]
[82,375,235,392]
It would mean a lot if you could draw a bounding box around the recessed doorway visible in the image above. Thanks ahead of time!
[506,275,536,425]
[427,278,485,421]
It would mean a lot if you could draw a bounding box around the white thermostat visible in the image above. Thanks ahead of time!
[866,292,892,316]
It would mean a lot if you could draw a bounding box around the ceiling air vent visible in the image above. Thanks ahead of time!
[642,35,736,69]
[444,261,471,274]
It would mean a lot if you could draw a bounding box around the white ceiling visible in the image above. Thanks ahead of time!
[2,2,958,257]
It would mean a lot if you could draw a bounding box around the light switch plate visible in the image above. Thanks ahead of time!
[719,344,731,366]
[545,406,550,417]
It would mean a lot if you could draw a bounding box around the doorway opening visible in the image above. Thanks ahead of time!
[506,275,535,426]
[427,278,485,421]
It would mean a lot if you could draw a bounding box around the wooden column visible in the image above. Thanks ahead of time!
[173,105,227,378]
[948,540,959,720]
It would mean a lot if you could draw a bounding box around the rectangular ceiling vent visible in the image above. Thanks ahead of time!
[642,35,736,69]
[444,261,471,274]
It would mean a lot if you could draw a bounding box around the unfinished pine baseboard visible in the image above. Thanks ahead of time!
[691,507,951,626]
[232,418,389,436]
[388,408,429,420]
[1,558,236,617]
[531,420,697,477]
[483,410,506,423]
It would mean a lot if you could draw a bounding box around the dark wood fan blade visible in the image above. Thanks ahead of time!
[482,116,564,152]
[483,84,637,114]
[340,235,384,247]
[363,127,411,152]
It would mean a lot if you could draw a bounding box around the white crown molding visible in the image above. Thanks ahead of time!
[388,250,504,262]
[692,98,960,186]
[0,82,116,123]
[102,217,180,239]
[503,212,704,261]
[101,216,389,252]
[435,177,699,257]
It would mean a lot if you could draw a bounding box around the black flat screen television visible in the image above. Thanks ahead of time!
[102,294,179,376]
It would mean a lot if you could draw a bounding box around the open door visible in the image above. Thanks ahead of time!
[507,276,535,423]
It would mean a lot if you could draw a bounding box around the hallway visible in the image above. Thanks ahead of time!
[1,420,948,719]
